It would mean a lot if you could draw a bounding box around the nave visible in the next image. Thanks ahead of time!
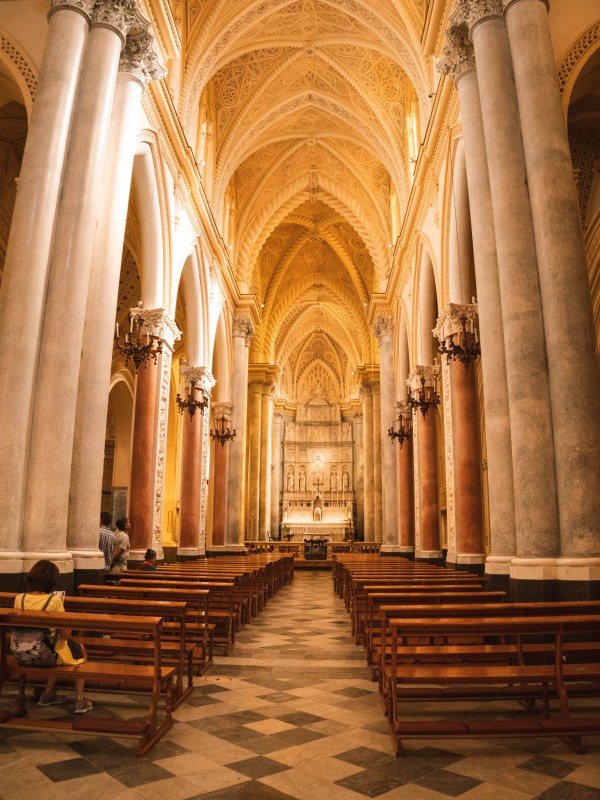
[0,570,599,800]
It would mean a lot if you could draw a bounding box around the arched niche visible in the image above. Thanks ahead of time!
[105,377,134,518]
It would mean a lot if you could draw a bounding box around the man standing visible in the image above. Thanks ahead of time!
[99,512,116,572]
[109,517,130,575]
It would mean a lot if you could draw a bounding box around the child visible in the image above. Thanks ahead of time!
[138,549,157,571]
[13,560,93,714]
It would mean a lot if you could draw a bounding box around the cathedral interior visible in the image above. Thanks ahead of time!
[1,0,600,792]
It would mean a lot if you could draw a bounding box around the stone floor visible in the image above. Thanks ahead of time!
[1,570,599,799]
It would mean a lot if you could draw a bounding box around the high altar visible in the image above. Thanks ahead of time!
[281,394,354,541]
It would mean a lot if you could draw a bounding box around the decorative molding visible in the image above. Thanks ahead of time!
[441,355,455,550]
[198,409,209,555]
[153,345,172,548]
[0,32,38,101]
[558,23,600,95]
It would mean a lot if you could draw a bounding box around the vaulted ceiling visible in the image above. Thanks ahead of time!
[182,0,433,401]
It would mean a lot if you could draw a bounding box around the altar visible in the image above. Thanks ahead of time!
[282,523,348,542]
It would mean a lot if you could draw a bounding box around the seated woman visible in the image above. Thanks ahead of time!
[13,560,93,714]
[137,549,157,571]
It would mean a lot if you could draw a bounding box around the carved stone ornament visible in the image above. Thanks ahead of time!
[120,31,166,88]
[458,0,504,31]
[129,307,182,348]
[433,302,479,342]
[503,0,549,12]
[92,0,143,42]
[359,382,373,399]
[395,400,412,421]
[212,402,232,419]
[373,313,394,341]
[407,364,441,394]
[232,311,255,342]
[49,0,96,21]
[438,25,476,83]
[180,363,216,395]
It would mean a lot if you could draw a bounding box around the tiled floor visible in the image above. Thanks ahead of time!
[1,570,599,799]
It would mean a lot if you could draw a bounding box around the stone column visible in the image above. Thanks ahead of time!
[439,23,515,587]
[22,0,142,562]
[409,366,442,561]
[210,403,231,548]
[247,381,263,540]
[372,382,383,543]
[178,365,214,557]
[270,413,283,537]
[504,0,600,579]
[374,312,399,552]
[396,402,415,556]
[353,412,364,540]
[128,310,180,559]
[360,383,374,542]
[67,32,164,580]
[435,304,485,572]
[226,312,254,549]
[259,384,274,540]
[0,0,93,578]
[460,0,559,568]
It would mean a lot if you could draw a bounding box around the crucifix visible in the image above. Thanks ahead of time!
[313,476,323,493]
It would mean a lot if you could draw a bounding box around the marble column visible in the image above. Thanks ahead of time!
[504,0,600,579]
[226,312,254,549]
[270,413,284,537]
[360,384,374,542]
[353,413,364,540]
[435,304,485,571]
[396,401,415,556]
[128,310,180,559]
[372,382,383,543]
[374,312,399,552]
[22,0,141,561]
[247,381,263,540]
[459,0,559,566]
[409,366,442,561]
[259,385,274,540]
[210,403,231,548]
[438,24,515,586]
[178,365,214,557]
[67,32,164,579]
[0,0,93,577]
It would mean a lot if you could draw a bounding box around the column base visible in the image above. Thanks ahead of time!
[0,551,75,593]
[379,545,405,556]
[446,553,486,576]
[70,550,106,590]
[208,544,248,555]
[176,547,207,561]
[509,558,600,601]
[415,550,444,565]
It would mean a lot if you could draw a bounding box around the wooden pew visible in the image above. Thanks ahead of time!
[0,608,176,756]
[384,613,600,755]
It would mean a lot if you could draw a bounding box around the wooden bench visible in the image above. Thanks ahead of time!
[384,613,600,755]
[0,592,194,707]
[0,608,176,756]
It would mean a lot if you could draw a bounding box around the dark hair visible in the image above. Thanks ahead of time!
[100,511,112,527]
[144,549,156,561]
[115,517,128,531]
[27,560,59,593]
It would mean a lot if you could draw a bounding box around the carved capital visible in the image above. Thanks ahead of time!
[359,382,373,399]
[92,0,145,42]
[129,306,181,348]
[179,363,215,395]
[373,312,394,341]
[212,402,232,420]
[438,25,476,83]
[232,311,255,342]
[458,0,504,32]
[503,0,549,12]
[407,365,441,394]
[395,400,413,420]
[49,0,95,22]
[120,31,166,88]
[433,302,479,342]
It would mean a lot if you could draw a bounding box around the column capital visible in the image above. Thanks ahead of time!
[232,311,255,342]
[433,302,479,342]
[407,364,440,393]
[130,306,181,348]
[49,0,95,22]
[212,402,232,419]
[438,25,476,84]
[179,362,215,394]
[249,379,275,395]
[120,31,166,89]
[372,311,394,341]
[503,0,549,12]
[456,0,504,33]
[359,382,373,398]
[91,0,148,43]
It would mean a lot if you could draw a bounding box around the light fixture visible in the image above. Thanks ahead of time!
[407,365,441,417]
[434,303,480,368]
[210,414,236,447]
[388,400,413,448]
[176,379,209,419]
[114,302,162,373]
